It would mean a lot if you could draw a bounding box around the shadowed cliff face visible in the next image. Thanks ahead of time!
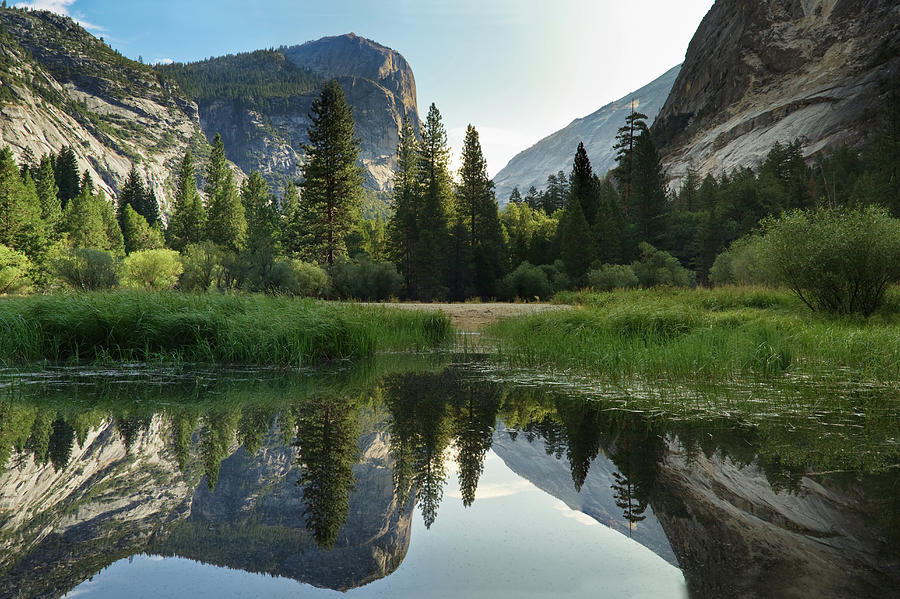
[653,0,900,190]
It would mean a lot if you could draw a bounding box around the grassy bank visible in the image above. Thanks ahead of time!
[486,286,900,383]
[0,292,452,366]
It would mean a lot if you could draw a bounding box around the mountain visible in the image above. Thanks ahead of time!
[653,0,900,191]
[0,7,418,209]
[161,33,420,194]
[0,8,208,206]
[492,65,681,204]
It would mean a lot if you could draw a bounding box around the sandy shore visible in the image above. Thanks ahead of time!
[368,302,571,332]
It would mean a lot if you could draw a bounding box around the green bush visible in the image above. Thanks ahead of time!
[587,263,639,291]
[121,249,184,291]
[757,206,900,316]
[179,242,223,292]
[540,260,571,293]
[329,258,403,301]
[499,262,551,301]
[0,244,31,294]
[268,258,331,297]
[710,235,773,286]
[631,243,695,288]
[52,247,119,290]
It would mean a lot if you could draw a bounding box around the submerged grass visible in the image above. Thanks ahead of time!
[488,286,900,383]
[0,291,452,367]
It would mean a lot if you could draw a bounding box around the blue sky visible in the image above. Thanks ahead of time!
[16,0,714,175]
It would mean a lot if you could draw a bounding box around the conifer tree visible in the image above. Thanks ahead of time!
[570,142,599,227]
[34,154,61,233]
[388,117,421,297]
[54,146,80,210]
[79,170,94,195]
[413,103,453,300]
[613,107,649,214]
[121,204,164,253]
[117,165,146,227]
[241,171,280,283]
[508,186,522,204]
[630,129,668,247]
[62,187,124,254]
[298,80,363,264]
[0,146,44,254]
[167,149,206,251]
[205,133,247,252]
[558,198,593,284]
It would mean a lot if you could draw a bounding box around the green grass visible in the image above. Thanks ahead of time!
[487,286,900,383]
[0,291,452,367]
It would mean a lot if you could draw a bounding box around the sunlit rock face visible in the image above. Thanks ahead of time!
[198,33,421,193]
[492,65,680,204]
[653,0,900,191]
[0,416,192,599]
[0,9,206,212]
[650,439,900,599]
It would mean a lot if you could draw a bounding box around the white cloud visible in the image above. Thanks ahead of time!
[15,0,106,33]
[152,58,174,66]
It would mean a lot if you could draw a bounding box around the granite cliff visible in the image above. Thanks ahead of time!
[653,0,900,190]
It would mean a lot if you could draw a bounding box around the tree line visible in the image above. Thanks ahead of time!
[1,80,897,300]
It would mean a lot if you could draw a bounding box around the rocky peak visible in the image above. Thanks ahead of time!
[653,0,900,190]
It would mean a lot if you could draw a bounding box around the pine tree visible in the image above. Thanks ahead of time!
[280,182,302,255]
[121,204,164,254]
[508,186,522,204]
[613,106,649,215]
[241,171,279,284]
[456,124,505,298]
[54,146,80,210]
[298,80,363,264]
[79,170,94,195]
[413,103,452,300]
[558,198,593,284]
[62,187,124,254]
[34,154,61,233]
[570,142,599,227]
[387,117,420,297]
[205,133,247,252]
[117,165,146,227]
[0,146,44,254]
[167,149,206,251]
[630,129,668,247]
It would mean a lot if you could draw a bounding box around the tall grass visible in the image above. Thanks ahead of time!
[488,286,900,382]
[0,292,452,367]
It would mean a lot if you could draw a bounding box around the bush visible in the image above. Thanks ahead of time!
[179,242,223,292]
[0,244,31,294]
[710,235,773,287]
[587,263,639,291]
[268,258,331,297]
[499,262,552,301]
[631,243,695,288]
[540,260,571,293]
[121,249,183,291]
[329,258,403,301]
[757,206,900,316]
[52,247,118,290]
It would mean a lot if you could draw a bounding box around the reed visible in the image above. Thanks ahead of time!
[0,291,452,367]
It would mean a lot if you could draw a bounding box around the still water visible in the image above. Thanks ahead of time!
[1,358,897,599]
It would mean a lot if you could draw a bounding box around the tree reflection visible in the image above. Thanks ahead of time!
[294,394,359,550]
[451,382,502,507]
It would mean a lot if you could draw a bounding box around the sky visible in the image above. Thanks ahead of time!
[15,0,714,176]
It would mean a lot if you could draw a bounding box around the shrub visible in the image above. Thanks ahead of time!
[540,260,571,293]
[587,263,639,291]
[631,243,695,288]
[757,206,900,316]
[268,258,331,297]
[499,262,552,301]
[710,235,773,286]
[52,247,118,290]
[121,249,184,291]
[179,242,223,292]
[329,258,403,301]
[0,244,31,294]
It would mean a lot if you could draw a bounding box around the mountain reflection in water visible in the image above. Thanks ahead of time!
[0,360,897,599]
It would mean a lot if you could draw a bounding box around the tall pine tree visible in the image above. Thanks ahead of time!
[167,149,206,251]
[53,146,80,210]
[205,133,247,252]
[387,117,421,297]
[298,80,363,264]
[612,106,649,215]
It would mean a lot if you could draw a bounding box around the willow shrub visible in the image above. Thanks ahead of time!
[758,206,900,316]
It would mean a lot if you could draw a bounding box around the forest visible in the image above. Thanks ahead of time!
[0,79,898,312]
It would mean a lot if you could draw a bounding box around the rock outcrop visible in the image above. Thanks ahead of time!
[191,34,420,193]
[653,0,900,190]
[492,65,680,204]
[0,8,207,210]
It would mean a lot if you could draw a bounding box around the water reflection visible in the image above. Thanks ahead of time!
[0,360,898,598]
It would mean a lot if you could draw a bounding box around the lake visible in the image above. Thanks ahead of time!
[1,356,897,598]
